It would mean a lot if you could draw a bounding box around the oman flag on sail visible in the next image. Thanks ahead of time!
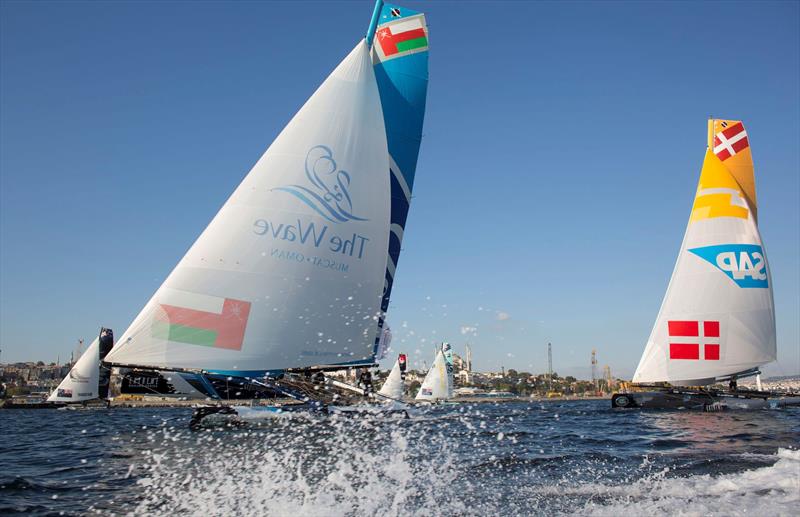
[376,16,428,58]
[151,290,251,350]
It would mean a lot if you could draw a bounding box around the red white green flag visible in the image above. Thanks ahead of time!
[152,291,251,350]
[375,16,428,58]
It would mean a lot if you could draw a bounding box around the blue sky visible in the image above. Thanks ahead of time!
[1,1,798,379]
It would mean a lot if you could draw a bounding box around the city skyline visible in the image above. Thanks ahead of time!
[1,1,798,379]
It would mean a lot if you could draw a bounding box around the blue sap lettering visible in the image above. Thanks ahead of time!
[737,252,754,279]
[716,252,736,275]
[690,244,768,289]
[752,252,767,280]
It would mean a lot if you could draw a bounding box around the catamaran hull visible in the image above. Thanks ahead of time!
[611,390,794,410]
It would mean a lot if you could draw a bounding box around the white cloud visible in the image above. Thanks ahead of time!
[496,312,511,321]
[460,326,478,335]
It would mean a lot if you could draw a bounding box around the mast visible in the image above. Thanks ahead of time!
[547,343,553,391]
[366,0,384,47]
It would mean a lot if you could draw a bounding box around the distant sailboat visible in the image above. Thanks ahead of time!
[613,119,795,409]
[48,328,114,404]
[101,1,428,419]
[416,344,453,402]
[378,353,407,400]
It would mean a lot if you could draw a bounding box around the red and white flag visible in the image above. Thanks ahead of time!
[667,320,720,360]
[713,122,749,161]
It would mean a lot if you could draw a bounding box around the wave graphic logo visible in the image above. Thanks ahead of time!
[69,368,90,383]
[689,244,768,288]
[274,146,368,224]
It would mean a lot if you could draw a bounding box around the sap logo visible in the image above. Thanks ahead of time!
[689,244,768,288]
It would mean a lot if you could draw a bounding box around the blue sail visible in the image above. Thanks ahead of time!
[368,2,429,357]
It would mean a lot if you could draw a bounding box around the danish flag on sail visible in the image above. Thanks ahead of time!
[713,122,749,161]
[668,320,720,360]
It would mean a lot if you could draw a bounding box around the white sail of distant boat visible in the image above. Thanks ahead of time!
[416,349,452,401]
[48,338,100,402]
[102,1,428,384]
[378,353,407,399]
[633,119,776,386]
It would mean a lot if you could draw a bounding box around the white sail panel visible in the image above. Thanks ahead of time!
[106,42,390,373]
[415,350,451,401]
[634,120,775,385]
[48,338,100,402]
[378,354,405,399]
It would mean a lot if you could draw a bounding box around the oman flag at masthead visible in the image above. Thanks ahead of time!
[376,16,428,58]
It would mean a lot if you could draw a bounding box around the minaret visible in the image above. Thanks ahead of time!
[603,365,613,391]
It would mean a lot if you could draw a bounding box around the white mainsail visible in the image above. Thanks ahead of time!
[105,41,390,374]
[633,119,776,386]
[378,353,406,399]
[415,350,452,401]
[48,338,100,402]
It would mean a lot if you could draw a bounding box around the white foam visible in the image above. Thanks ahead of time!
[108,415,798,517]
[124,418,464,517]
[576,448,800,517]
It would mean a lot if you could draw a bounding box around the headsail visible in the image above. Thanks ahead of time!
[105,41,390,375]
[369,2,429,356]
[378,352,407,399]
[633,119,775,386]
[48,337,100,402]
[415,350,452,401]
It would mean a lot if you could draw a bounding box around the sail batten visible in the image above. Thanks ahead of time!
[633,119,775,386]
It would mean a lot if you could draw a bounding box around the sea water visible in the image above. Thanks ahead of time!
[1,401,798,516]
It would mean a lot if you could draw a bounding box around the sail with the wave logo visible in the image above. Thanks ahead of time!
[633,119,776,386]
[105,3,427,376]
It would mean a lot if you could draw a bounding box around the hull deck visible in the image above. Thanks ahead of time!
[612,388,800,410]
